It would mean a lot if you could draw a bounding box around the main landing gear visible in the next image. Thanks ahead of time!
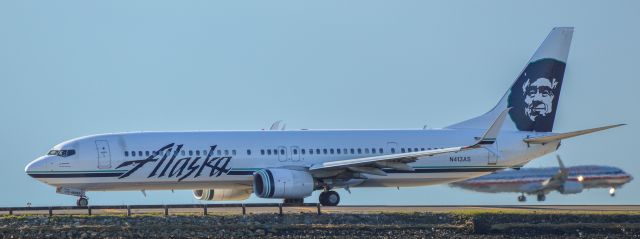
[517,194,526,202]
[319,190,340,206]
[76,196,89,207]
[536,194,546,202]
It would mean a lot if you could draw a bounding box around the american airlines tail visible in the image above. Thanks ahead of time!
[448,27,574,132]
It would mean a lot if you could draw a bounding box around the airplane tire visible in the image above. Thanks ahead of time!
[517,195,526,202]
[77,197,88,207]
[319,191,340,206]
[537,194,546,202]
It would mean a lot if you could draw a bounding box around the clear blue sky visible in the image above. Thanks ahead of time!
[1,1,638,206]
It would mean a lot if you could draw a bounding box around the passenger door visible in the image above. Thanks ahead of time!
[95,140,112,169]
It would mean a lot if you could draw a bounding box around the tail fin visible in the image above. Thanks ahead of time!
[447,27,574,132]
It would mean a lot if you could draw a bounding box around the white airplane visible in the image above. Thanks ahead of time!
[450,156,633,202]
[25,27,623,207]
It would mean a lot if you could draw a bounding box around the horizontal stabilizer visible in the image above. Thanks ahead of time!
[524,124,625,144]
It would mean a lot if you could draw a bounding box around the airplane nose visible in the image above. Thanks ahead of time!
[25,156,48,177]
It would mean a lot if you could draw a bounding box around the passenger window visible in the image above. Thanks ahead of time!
[225,150,229,155]
[323,149,328,154]
[267,149,272,155]
[357,148,362,154]
[232,150,236,155]
[401,148,405,153]
[365,148,370,154]
[203,150,208,156]
[379,148,383,154]
[414,148,419,152]
[247,149,251,155]
[196,151,200,156]
[301,149,305,155]
[407,148,412,152]
[329,149,334,154]
[261,149,265,155]
[138,151,143,157]
[421,148,425,151]
[181,150,185,156]
[372,148,376,154]
[280,149,285,155]
[132,151,136,157]
[350,148,355,154]
[337,149,341,154]
[309,149,314,155]
[124,151,129,157]
[293,149,298,155]
[189,150,193,156]
[316,149,321,154]
[274,149,278,155]
[145,151,150,156]
[391,148,395,153]
[217,150,222,155]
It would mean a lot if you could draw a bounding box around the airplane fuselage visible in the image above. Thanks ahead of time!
[26,129,558,192]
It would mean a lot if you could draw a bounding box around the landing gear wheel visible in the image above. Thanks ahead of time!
[319,191,340,206]
[536,194,546,202]
[517,195,526,202]
[76,197,88,207]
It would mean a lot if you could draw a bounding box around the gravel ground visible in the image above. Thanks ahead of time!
[1,212,639,238]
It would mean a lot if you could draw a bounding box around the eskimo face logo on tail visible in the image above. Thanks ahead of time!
[508,59,566,132]
[116,144,231,181]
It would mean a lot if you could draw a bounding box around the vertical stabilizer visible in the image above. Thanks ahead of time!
[447,27,573,132]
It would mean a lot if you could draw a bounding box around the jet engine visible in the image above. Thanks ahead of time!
[253,168,315,198]
[558,181,583,194]
[192,188,252,201]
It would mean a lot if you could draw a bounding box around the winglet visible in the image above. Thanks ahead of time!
[468,108,511,148]
[556,155,566,170]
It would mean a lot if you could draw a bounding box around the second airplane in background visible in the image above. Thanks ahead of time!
[450,156,633,202]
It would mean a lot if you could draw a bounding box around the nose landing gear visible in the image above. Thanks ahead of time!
[319,190,340,206]
[536,194,546,202]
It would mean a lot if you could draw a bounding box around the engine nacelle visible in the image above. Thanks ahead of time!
[192,188,252,201]
[558,181,583,194]
[253,168,315,198]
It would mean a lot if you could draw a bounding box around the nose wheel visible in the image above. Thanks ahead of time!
[536,194,546,202]
[319,191,340,206]
[76,197,89,207]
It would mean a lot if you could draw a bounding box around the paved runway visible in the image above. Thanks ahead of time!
[2,205,639,216]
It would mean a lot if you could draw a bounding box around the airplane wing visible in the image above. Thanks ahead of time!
[523,124,625,144]
[309,108,510,177]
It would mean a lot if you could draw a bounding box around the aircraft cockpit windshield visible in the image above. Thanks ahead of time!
[47,149,76,157]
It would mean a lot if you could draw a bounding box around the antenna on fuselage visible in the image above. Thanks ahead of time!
[269,120,282,130]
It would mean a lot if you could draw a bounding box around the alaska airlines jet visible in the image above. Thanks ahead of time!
[25,27,623,207]
[450,156,633,202]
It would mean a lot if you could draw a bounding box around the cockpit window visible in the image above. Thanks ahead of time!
[47,149,76,157]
